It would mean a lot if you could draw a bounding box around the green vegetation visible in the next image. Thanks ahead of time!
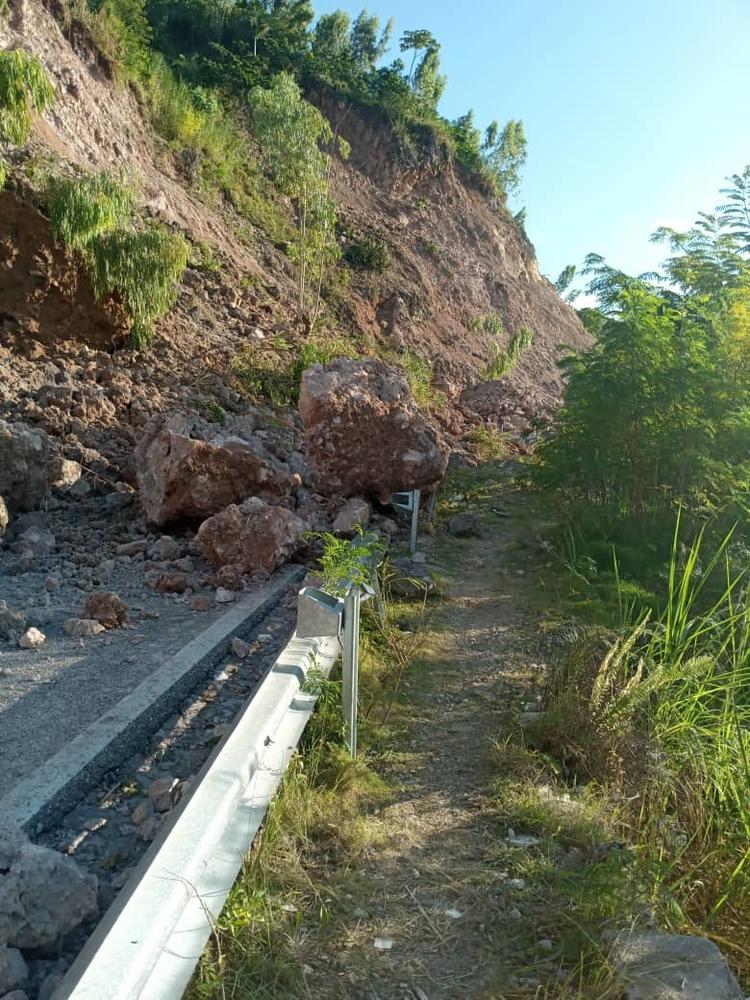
[0,49,56,145]
[344,234,391,271]
[483,324,534,380]
[466,422,508,461]
[46,170,188,347]
[314,528,384,595]
[397,350,445,411]
[232,333,358,406]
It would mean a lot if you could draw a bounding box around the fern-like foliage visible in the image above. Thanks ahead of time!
[47,171,134,250]
[88,224,189,348]
[0,50,55,146]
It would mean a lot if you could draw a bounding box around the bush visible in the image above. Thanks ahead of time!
[88,223,189,347]
[398,351,445,411]
[46,171,134,250]
[344,236,390,272]
[465,423,507,461]
[0,49,55,146]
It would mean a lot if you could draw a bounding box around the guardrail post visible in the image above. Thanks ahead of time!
[341,585,361,757]
[410,488,421,556]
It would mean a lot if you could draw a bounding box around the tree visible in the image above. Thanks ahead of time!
[554,264,580,304]
[399,29,438,82]
[251,72,348,318]
[350,11,392,72]
[483,118,527,195]
[412,46,445,116]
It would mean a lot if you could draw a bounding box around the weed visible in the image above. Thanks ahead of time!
[312,530,384,597]
[423,237,440,257]
[232,334,358,406]
[398,351,446,411]
[466,423,508,461]
[469,312,504,337]
[344,235,391,271]
[46,170,134,250]
[191,239,222,273]
[483,325,534,380]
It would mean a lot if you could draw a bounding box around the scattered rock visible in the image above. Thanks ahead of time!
[0,496,8,539]
[116,540,148,557]
[299,358,448,500]
[610,930,744,1000]
[153,535,183,561]
[13,525,56,559]
[134,414,290,526]
[0,419,49,511]
[147,777,181,813]
[197,497,304,573]
[63,618,106,638]
[38,973,65,1000]
[130,799,154,826]
[0,839,98,950]
[389,559,438,600]
[373,937,394,951]
[154,571,187,594]
[215,588,235,604]
[190,595,211,612]
[333,497,372,536]
[0,602,26,641]
[0,946,28,996]
[50,456,82,488]
[447,512,480,537]
[84,591,128,629]
[18,627,45,650]
[215,564,245,591]
[230,636,252,659]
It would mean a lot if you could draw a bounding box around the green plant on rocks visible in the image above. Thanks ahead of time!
[46,171,134,250]
[483,324,534,379]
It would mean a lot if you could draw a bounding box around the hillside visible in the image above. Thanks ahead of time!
[0,0,587,497]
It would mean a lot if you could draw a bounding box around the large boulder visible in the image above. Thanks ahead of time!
[299,359,448,501]
[134,414,292,527]
[0,827,98,951]
[197,497,304,574]
[610,930,744,1000]
[0,420,49,511]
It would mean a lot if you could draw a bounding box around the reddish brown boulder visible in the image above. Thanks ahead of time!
[84,591,128,629]
[135,415,291,527]
[197,498,304,574]
[299,359,448,500]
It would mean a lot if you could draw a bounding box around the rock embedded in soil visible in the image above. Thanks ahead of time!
[447,512,480,538]
[63,618,106,638]
[0,420,49,512]
[299,358,448,501]
[135,413,291,527]
[197,497,304,574]
[154,571,188,594]
[84,591,128,629]
[389,559,438,600]
[610,930,745,1000]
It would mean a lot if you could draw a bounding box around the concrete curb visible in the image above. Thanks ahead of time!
[59,632,341,999]
[0,564,305,833]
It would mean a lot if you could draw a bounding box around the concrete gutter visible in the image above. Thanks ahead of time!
[0,564,305,834]
[58,631,340,1000]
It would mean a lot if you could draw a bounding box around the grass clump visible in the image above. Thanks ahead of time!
[46,169,188,347]
[0,49,56,146]
[466,422,508,461]
[528,520,750,981]
[483,324,534,380]
[232,334,358,406]
[46,171,134,249]
[468,311,504,337]
[398,351,446,412]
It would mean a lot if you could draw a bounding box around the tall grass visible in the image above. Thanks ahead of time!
[534,518,750,977]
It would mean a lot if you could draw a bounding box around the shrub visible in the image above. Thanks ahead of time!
[46,171,134,250]
[344,236,391,272]
[398,351,445,411]
[465,423,507,461]
[88,223,189,347]
[0,49,55,146]
[468,312,504,336]
[482,325,533,380]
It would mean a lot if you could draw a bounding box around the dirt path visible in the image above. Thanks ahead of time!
[307,467,554,999]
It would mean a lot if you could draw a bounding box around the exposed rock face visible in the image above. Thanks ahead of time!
[197,497,304,574]
[84,591,128,629]
[299,359,448,500]
[135,415,291,527]
[610,930,744,1000]
[0,420,49,512]
[0,829,98,951]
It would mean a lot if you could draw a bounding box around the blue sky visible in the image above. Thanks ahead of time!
[314,0,750,293]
